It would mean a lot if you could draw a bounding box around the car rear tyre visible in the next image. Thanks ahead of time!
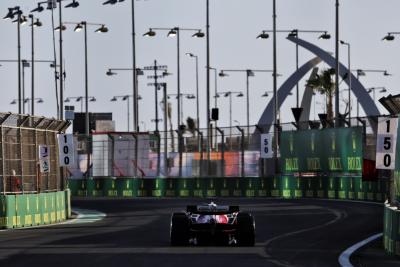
[170,213,190,246]
[236,213,255,246]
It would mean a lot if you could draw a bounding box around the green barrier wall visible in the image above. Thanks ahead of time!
[0,190,71,229]
[70,176,388,202]
[384,203,400,256]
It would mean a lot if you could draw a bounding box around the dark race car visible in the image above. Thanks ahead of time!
[170,202,255,246]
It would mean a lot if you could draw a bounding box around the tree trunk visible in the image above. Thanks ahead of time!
[327,92,334,121]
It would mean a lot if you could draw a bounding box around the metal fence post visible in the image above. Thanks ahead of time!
[131,133,138,177]
[34,125,38,192]
[255,125,264,178]
[0,130,3,194]
[45,129,49,191]
[236,126,245,177]
[155,131,161,177]
[195,128,203,177]
[134,133,139,178]
[107,134,115,177]
[176,129,183,178]
[216,127,224,177]
[19,121,24,194]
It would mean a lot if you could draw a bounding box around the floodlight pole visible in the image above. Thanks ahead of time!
[17,11,22,114]
[335,0,340,127]
[131,0,138,133]
[272,0,278,169]
[59,1,63,120]
[206,0,211,176]
[30,15,35,115]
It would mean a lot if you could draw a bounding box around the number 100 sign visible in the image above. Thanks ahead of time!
[58,134,74,167]
[376,117,398,170]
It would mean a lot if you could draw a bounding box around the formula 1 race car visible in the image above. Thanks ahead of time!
[170,202,255,246]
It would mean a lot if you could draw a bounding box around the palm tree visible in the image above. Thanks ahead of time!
[167,102,175,152]
[186,117,196,135]
[160,100,175,151]
[307,68,335,120]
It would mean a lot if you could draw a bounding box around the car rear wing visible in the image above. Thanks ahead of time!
[187,205,240,214]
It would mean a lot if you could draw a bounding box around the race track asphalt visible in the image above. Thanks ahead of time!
[0,198,383,267]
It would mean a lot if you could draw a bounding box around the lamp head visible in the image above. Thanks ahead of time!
[30,4,44,13]
[167,28,178,37]
[95,25,108,33]
[22,60,30,68]
[106,69,116,76]
[162,70,172,77]
[90,97,96,102]
[257,31,269,39]
[54,25,67,31]
[288,30,298,37]
[192,31,205,38]
[143,28,156,37]
[3,8,15,20]
[319,32,331,40]
[384,70,392,76]
[262,92,269,97]
[74,23,83,32]
[136,68,144,75]
[103,0,118,4]
[219,71,228,77]
[237,92,244,97]
[32,18,43,27]
[110,96,117,102]
[65,0,80,8]
[356,69,366,76]
[382,34,395,41]
[247,70,255,77]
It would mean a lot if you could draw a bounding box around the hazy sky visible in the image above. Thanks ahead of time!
[0,0,399,131]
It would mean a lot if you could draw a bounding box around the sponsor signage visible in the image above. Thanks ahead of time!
[39,145,50,173]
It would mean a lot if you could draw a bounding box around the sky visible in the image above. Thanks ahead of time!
[0,0,399,132]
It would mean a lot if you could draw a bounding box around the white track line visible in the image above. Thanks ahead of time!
[338,232,383,267]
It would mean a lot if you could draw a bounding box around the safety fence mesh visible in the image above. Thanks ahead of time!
[67,115,386,179]
[0,113,69,194]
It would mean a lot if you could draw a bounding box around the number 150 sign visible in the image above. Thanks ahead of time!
[376,118,398,170]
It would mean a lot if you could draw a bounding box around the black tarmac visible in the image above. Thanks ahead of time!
[0,198,386,267]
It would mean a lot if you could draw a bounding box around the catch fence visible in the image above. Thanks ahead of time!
[67,115,386,179]
[0,113,69,194]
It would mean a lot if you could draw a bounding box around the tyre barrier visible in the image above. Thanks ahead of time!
[0,190,71,229]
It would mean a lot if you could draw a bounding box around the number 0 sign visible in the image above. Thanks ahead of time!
[260,133,273,159]
[58,134,74,167]
[376,117,398,170]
